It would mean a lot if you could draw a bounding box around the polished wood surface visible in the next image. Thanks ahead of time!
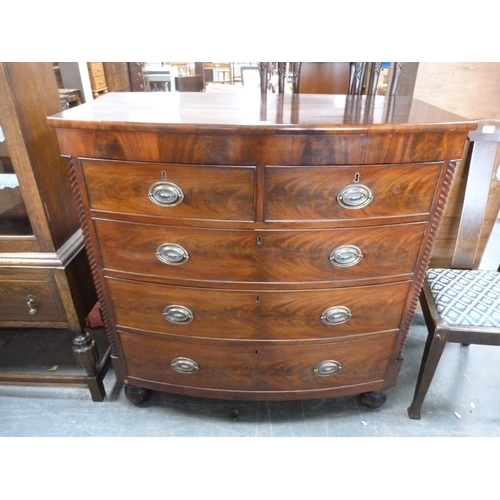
[82,160,256,222]
[48,92,473,132]
[49,92,476,404]
[264,164,442,222]
[95,220,426,285]
[109,278,410,340]
[119,329,397,399]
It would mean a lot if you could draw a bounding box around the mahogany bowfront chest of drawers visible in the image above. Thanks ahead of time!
[48,92,475,407]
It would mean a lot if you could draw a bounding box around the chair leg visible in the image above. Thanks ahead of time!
[407,326,449,419]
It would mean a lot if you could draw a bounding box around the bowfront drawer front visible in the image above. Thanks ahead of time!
[0,273,65,323]
[265,163,442,222]
[95,219,426,284]
[81,160,256,222]
[119,330,397,393]
[107,277,410,340]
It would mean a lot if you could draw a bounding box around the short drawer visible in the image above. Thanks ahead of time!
[81,159,256,221]
[87,62,104,76]
[265,163,442,222]
[95,219,426,283]
[119,330,397,393]
[107,278,410,340]
[90,75,107,90]
[0,272,65,323]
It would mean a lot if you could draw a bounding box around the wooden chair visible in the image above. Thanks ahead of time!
[174,75,204,92]
[407,119,500,419]
[272,62,403,96]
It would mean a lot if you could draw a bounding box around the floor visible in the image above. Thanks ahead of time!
[1,221,498,439]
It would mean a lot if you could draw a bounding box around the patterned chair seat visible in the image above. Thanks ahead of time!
[426,268,500,327]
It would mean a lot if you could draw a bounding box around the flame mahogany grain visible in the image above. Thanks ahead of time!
[48,92,476,404]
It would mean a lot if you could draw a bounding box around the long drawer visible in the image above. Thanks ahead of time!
[95,219,426,284]
[81,160,256,221]
[265,163,442,221]
[107,278,410,340]
[119,329,397,393]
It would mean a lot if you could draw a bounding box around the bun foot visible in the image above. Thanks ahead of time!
[124,385,150,405]
[360,391,387,409]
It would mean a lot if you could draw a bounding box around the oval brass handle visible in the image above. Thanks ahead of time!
[156,243,189,265]
[163,305,193,324]
[314,360,342,376]
[321,306,352,325]
[148,181,184,207]
[330,245,363,267]
[26,295,37,315]
[337,184,373,209]
[171,357,199,374]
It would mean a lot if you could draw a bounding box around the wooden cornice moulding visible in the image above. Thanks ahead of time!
[0,228,84,268]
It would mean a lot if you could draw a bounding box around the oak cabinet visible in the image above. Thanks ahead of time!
[0,62,110,401]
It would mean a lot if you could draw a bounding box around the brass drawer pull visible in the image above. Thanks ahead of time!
[321,306,352,325]
[330,245,363,267]
[171,357,199,374]
[156,243,189,265]
[337,184,373,209]
[314,360,342,376]
[163,305,193,324]
[26,295,38,315]
[148,181,184,207]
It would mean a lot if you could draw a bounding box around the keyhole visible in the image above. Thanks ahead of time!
[161,170,167,180]
[254,350,259,356]
[354,172,360,183]
[256,296,260,302]
[256,236,263,245]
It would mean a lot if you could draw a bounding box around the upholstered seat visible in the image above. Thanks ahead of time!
[425,269,500,327]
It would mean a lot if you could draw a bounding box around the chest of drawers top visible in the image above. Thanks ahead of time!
[48,92,475,166]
